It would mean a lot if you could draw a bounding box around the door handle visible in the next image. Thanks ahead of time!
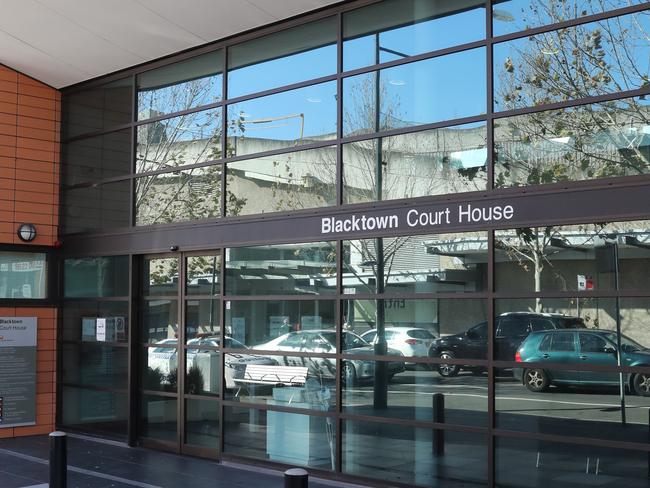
[542,354,550,359]
[580,355,588,360]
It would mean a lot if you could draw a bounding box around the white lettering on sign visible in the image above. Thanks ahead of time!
[321,204,515,235]
[321,214,399,234]
[458,204,514,223]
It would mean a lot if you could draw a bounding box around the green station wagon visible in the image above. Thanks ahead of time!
[513,329,650,396]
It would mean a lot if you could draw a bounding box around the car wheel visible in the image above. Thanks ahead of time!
[342,363,357,387]
[523,369,549,392]
[633,373,650,396]
[437,352,459,377]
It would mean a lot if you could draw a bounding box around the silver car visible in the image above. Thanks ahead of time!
[253,330,405,385]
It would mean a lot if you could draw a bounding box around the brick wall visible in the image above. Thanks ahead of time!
[0,65,60,438]
[0,65,60,247]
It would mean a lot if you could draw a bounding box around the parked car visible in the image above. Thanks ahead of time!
[254,330,405,385]
[147,336,277,389]
[428,312,586,377]
[360,327,437,361]
[513,329,650,396]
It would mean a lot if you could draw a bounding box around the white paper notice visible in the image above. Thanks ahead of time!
[96,318,106,342]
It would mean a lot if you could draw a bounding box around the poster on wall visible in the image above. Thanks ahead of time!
[0,317,37,428]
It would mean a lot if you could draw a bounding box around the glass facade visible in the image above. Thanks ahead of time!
[0,252,47,299]
[58,0,650,486]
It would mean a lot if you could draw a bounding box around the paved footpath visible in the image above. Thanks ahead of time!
[0,434,364,488]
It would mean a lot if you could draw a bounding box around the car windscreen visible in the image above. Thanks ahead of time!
[604,332,644,352]
[342,332,369,349]
[407,329,435,339]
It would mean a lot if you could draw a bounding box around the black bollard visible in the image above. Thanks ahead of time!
[284,467,309,488]
[49,431,67,488]
[432,393,445,457]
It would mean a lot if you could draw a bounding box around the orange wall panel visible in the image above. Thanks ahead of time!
[0,66,59,246]
[0,64,60,440]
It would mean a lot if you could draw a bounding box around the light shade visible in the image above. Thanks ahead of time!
[17,223,37,242]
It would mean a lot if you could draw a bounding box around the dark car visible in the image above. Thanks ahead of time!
[513,329,650,396]
[429,312,586,377]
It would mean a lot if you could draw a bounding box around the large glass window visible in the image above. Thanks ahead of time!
[495,220,650,293]
[225,146,337,216]
[64,256,129,298]
[226,81,337,157]
[136,108,222,174]
[61,387,128,438]
[494,11,650,111]
[343,48,487,136]
[63,129,131,185]
[494,96,650,188]
[343,0,486,71]
[226,242,336,295]
[344,123,487,202]
[63,77,133,138]
[137,50,223,121]
[493,0,646,36]
[496,437,650,487]
[343,233,488,294]
[62,180,131,234]
[224,406,336,470]
[0,252,47,299]
[224,299,336,349]
[135,165,222,226]
[343,421,487,487]
[227,17,337,98]
[342,359,488,426]
[344,298,488,359]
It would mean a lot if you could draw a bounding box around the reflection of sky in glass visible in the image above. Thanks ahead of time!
[494,11,650,110]
[344,48,486,136]
[227,82,336,151]
[136,108,221,173]
[228,45,336,99]
[137,73,222,121]
[452,147,488,168]
[344,3,485,71]
[493,0,646,36]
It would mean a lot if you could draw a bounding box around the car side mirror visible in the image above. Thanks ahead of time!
[603,346,616,355]
[466,330,477,339]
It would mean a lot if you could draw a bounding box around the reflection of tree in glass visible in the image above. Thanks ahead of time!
[136,86,246,226]
[344,74,487,201]
[496,223,609,311]
[495,9,650,186]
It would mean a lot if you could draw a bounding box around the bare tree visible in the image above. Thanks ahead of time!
[493,6,650,306]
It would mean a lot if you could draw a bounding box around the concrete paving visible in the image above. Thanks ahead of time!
[0,434,364,488]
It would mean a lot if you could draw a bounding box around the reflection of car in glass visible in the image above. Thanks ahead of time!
[360,327,436,360]
[147,337,277,389]
[514,329,650,396]
[429,312,586,377]
[253,330,405,385]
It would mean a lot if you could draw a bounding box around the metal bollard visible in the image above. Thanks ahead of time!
[432,393,445,457]
[49,431,67,488]
[284,467,309,488]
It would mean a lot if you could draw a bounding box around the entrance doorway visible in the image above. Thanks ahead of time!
[138,252,222,458]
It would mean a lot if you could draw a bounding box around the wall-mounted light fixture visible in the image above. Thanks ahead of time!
[17,223,37,242]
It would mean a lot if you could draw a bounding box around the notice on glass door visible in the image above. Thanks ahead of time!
[0,317,37,428]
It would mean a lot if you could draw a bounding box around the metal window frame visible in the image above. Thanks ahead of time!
[55,0,650,486]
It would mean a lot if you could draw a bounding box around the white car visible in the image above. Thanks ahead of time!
[147,337,277,390]
[360,327,437,359]
[253,330,405,385]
